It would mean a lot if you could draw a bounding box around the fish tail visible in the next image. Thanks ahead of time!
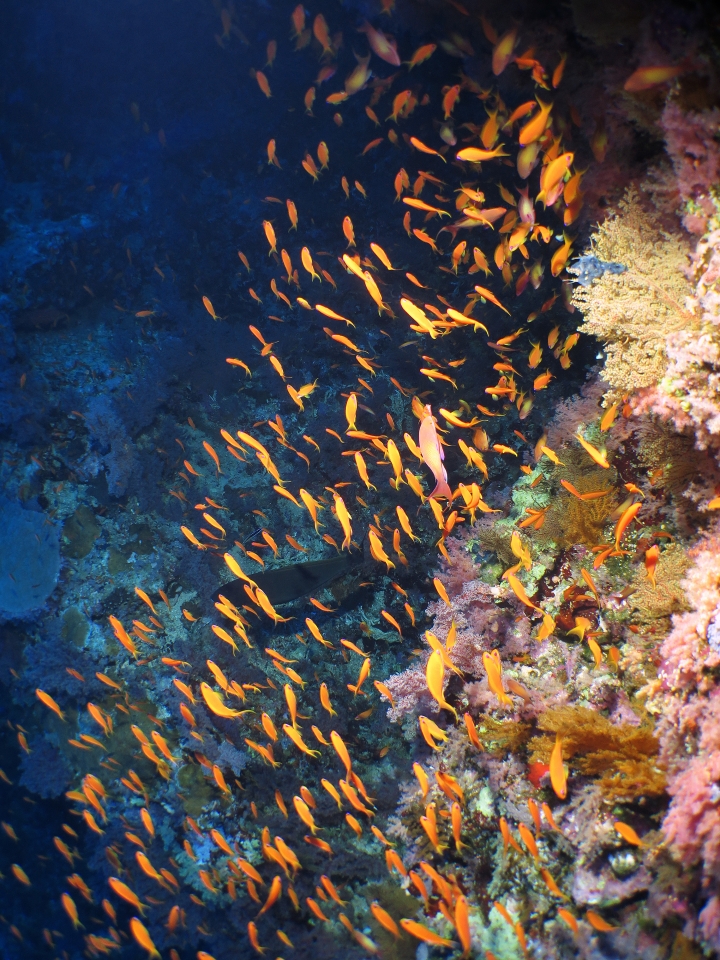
[429,479,453,501]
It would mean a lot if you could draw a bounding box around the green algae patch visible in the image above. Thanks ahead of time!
[178,763,215,817]
[107,547,131,575]
[62,506,101,559]
[62,607,89,647]
[362,882,419,960]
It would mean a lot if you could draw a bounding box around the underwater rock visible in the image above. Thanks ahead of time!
[0,210,97,311]
[573,860,652,908]
[0,499,60,618]
[84,395,137,497]
[61,607,89,647]
[19,738,71,799]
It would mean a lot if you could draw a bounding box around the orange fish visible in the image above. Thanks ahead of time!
[549,735,567,799]
[614,501,641,550]
[492,28,517,75]
[644,544,660,587]
[533,370,553,391]
[519,98,553,145]
[255,70,272,98]
[358,21,400,65]
[267,138,281,168]
[418,406,451,500]
[313,13,333,55]
[35,689,65,721]
[290,4,305,38]
[130,917,161,959]
[262,220,277,254]
[60,893,82,930]
[409,136,446,161]
[550,233,573,276]
[442,84,461,119]
[624,64,685,91]
[109,877,147,914]
[333,493,353,550]
[370,902,400,937]
[456,145,508,162]
[342,215,356,247]
[538,152,574,205]
[316,141,329,171]
[247,920,265,954]
[301,247,320,281]
[406,43,436,69]
[400,919,454,948]
[473,283,510,315]
[575,431,609,468]
[586,910,618,932]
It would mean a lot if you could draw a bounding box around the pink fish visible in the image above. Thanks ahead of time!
[517,185,535,224]
[418,406,452,500]
[358,21,401,66]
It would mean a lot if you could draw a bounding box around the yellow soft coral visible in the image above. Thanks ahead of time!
[529,705,664,801]
[573,187,695,393]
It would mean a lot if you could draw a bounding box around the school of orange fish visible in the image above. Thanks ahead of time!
[1,3,670,957]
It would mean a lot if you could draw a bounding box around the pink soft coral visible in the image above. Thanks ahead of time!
[652,523,720,948]
[661,101,720,235]
[658,523,720,693]
[663,746,720,874]
[383,664,433,723]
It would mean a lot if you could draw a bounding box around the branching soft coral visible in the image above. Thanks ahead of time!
[656,523,720,695]
[573,187,695,393]
[543,375,608,453]
[629,543,690,623]
[534,450,619,550]
[529,705,664,802]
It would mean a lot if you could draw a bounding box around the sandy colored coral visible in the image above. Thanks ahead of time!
[632,227,720,459]
[630,543,691,623]
[574,187,695,392]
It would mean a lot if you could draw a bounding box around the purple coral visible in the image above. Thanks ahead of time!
[382,559,533,719]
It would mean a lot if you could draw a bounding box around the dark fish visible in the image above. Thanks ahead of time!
[213,553,361,607]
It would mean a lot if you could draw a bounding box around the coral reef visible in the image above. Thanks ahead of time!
[1,2,719,959]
